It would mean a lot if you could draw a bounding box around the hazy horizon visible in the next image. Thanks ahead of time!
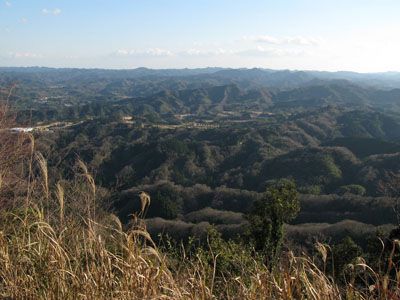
[2,66,400,75]
[2,0,400,72]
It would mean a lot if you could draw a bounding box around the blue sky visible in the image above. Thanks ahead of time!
[1,0,400,71]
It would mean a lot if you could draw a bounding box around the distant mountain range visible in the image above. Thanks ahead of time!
[2,67,400,90]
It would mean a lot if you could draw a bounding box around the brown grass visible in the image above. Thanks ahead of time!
[0,97,33,209]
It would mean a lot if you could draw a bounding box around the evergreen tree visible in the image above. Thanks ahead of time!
[246,179,299,266]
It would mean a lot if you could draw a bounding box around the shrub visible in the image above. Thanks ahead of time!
[337,184,366,196]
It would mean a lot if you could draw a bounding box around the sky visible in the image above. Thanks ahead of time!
[1,0,400,72]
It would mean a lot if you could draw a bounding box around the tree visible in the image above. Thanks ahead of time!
[330,237,362,279]
[246,179,299,266]
[147,190,183,220]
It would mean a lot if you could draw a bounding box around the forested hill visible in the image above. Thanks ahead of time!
[3,67,400,248]
[11,82,400,124]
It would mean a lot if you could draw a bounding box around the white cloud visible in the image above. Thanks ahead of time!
[180,48,234,57]
[54,8,62,15]
[42,8,62,16]
[64,55,79,59]
[180,46,309,58]
[145,48,173,56]
[4,1,11,7]
[115,47,236,58]
[244,35,320,46]
[115,48,173,57]
[114,46,310,60]
[10,52,43,59]
[237,46,310,57]
[19,17,28,24]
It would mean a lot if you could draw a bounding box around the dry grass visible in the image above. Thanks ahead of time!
[0,97,400,299]
[0,137,183,299]
[0,98,33,209]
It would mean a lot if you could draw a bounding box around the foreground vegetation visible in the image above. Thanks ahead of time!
[1,168,400,299]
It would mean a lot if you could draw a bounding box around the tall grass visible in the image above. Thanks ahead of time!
[0,99,399,299]
[0,126,182,298]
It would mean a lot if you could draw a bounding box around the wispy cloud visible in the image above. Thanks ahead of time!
[4,1,11,7]
[0,27,11,33]
[64,55,79,59]
[115,48,235,58]
[237,46,310,57]
[113,45,310,59]
[115,48,173,57]
[42,8,62,16]
[10,52,43,59]
[244,35,320,46]
[19,17,28,24]
[180,48,234,57]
